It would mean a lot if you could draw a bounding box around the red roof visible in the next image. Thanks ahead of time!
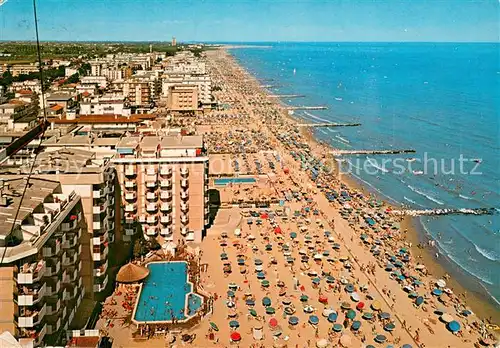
[68,336,100,348]
[81,91,91,97]
[50,104,64,111]
[17,89,34,95]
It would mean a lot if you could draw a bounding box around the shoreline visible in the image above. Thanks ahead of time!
[226,48,500,322]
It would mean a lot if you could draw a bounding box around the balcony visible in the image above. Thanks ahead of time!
[92,233,108,246]
[19,324,47,348]
[42,241,61,257]
[17,261,45,284]
[46,278,61,296]
[108,195,115,206]
[160,179,172,189]
[160,203,172,212]
[125,180,136,189]
[93,187,106,199]
[180,167,189,177]
[138,215,146,223]
[108,184,115,193]
[125,214,135,224]
[125,192,136,201]
[125,203,137,212]
[61,219,78,232]
[63,251,78,267]
[146,215,157,224]
[160,191,172,202]
[108,207,115,218]
[63,267,78,284]
[160,226,172,236]
[160,166,172,177]
[93,275,109,293]
[145,180,157,189]
[180,213,189,224]
[160,214,172,225]
[92,245,109,261]
[145,227,157,236]
[180,202,189,212]
[146,192,157,201]
[62,231,79,249]
[93,201,108,214]
[146,167,156,175]
[47,299,61,316]
[17,283,46,306]
[180,179,189,188]
[180,191,189,200]
[45,260,61,277]
[180,227,189,236]
[94,261,108,277]
[18,304,47,328]
[108,220,114,230]
[125,228,136,236]
[124,166,136,177]
[146,203,157,212]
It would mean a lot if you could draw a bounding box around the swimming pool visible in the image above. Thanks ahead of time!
[214,177,257,186]
[133,261,203,323]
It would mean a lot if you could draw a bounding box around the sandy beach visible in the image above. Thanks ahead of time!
[97,48,499,348]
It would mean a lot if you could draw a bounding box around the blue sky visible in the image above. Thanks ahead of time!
[0,0,498,42]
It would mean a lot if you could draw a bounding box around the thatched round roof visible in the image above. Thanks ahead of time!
[116,262,150,283]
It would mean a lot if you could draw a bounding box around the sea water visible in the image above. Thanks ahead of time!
[230,42,500,307]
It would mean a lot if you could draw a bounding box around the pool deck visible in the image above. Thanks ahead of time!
[131,261,204,325]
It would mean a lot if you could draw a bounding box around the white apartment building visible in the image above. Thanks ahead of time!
[65,67,79,77]
[0,178,85,347]
[80,76,108,89]
[80,94,131,116]
[162,72,211,104]
[10,80,42,94]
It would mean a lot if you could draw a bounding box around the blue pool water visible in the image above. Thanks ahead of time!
[230,42,500,308]
[134,262,202,322]
[215,177,257,185]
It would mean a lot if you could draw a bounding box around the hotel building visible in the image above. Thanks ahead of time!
[113,135,209,243]
[0,178,85,347]
[17,149,120,298]
[167,85,199,111]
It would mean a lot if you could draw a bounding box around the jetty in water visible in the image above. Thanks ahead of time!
[268,94,305,98]
[390,208,497,217]
[331,149,416,156]
[298,122,361,128]
[286,106,328,111]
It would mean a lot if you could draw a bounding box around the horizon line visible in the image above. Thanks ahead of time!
[0,40,498,44]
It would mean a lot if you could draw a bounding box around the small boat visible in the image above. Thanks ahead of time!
[413,170,424,175]
[406,158,416,162]
[472,159,482,163]
[335,97,343,101]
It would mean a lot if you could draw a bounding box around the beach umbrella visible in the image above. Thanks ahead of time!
[436,279,446,288]
[415,296,424,306]
[249,309,257,317]
[374,334,387,343]
[210,322,219,331]
[220,253,228,260]
[365,346,375,348]
[246,299,255,306]
[269,317,278,328]
[362,312,373,320]
[228,282,238,289]
[371,301,381,311]
[356,302,365,311]
[116,262,150,283]
[255,259,263,265]
[255,265,263,272]
[312,277,321,285]
[333,324,343,332]
[266,307,276,314]
[257,272,266,279]
[237,258,245,265]
[286,256,295,263]
[262,297,272,307]
[346,309,356,320]
[350,293,360,302]
[226,301,235,308]
[284,306,295,315]
[261,280,270,287]
[351,320,361,331]
[323,250,330,256]
[265,244,273,251]
[282,297,291,305]
[340,334,352,347]
[303,305,314,313]
[290,232,297,239]
[440,313,454,323]
[341,302,351,310]
[227,290,235,297]
[461,309,472,317]
[300,294,309,302]
[326,276,335,283]
[309,315,319,325]
[319,295,328,304]
[432,288,443,296]
[229,320,240,328]
[447,320,461,332]
[230,332,241,342]
[316,339,329,348]
[345,284,355,293]
[379,312,391,320]
[384,323,396,332]
[288,316,299,325]
[328,312,338,323]
[401,345,413,348]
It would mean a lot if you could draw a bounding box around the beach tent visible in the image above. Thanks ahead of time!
[116,262,150,283]
[253,326,264,340]
[316,339,329,348]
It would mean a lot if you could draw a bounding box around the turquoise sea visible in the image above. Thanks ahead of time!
[229,42,500,308]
